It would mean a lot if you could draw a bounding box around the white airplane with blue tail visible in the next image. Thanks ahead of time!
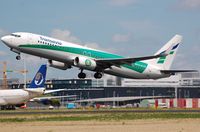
[0,64,71,110]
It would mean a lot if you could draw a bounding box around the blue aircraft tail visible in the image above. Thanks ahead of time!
[29,64,47,88]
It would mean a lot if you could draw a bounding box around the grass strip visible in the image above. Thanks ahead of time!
[1,112,200,122]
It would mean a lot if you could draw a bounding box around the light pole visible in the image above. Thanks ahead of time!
[23,56,27,88]
[113,91,116,107]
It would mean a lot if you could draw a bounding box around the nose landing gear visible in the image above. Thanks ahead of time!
[16,55,21,60]
[10,48,21,60]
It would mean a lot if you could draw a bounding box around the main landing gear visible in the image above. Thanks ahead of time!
[78,70,103,79]
[78,70,86,79]
[94,72,102,79]
[1,105,16,110]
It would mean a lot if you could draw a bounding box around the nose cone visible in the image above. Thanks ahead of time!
[1,35,14,48]
[1,34,20,48]
[1,36,9,44]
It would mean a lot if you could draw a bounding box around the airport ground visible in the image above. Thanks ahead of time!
[1,109,200,132]
[1,119,200,132]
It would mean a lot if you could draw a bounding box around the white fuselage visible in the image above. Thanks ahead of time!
[1,32,169,79]
[0,88,44,105]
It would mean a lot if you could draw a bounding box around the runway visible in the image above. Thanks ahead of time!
[1,109,200,115]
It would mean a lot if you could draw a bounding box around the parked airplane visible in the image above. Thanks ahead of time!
[0,64,66,110]
[1,32,196,79]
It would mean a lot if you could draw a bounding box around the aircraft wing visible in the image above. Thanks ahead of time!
[30,95,77,101]
[44,89,66,94]
[160,70,198,74]
[96,54,163,68]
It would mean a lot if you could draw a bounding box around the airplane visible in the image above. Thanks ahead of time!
[0,64,68,110]
[1,32,197,79]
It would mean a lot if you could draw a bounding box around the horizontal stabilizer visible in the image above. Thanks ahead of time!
[44,89,66,94]
[161,70,198,74]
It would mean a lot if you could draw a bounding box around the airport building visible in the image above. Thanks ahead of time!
[9,72,200,106]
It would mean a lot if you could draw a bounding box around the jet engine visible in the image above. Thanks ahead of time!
[48,60,71,70]
[74,56,97,70]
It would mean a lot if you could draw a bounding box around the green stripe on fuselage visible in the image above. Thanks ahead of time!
[19,44,148,73]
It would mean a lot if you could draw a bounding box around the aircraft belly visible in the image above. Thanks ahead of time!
[20,47,73,64]
[104,66,147,79]
[5,98,24,104]
[1,90,30,105]
[0,98,7,105]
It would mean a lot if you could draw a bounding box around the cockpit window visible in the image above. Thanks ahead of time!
[11,33,21,37]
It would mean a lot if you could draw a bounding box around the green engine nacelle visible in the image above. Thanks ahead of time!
[74,56,97,70]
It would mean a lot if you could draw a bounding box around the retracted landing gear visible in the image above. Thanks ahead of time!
[94,72,102,79]
[78,69,86,79]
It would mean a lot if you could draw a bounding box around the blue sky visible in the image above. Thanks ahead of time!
[0,0,200,81]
